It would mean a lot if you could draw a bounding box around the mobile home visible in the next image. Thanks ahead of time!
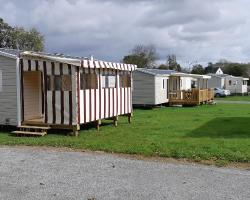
[0,49,136,136]
[207,68,249,95]
[132,68,171,106]
[133,68,213,106]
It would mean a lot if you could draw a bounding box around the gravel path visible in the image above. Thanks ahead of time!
[0,147,249,200]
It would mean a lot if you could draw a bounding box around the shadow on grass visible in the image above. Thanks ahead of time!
[188,117,250,138]
[133,107,154,110]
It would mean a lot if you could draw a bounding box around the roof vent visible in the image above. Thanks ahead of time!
[90,55,94,61]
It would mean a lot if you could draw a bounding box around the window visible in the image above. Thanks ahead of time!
[54,75,61,91]
[80,73,97,89]
[162,79,167,89]
[102,75,116,88]
[120,74,131,88]
[108,75,116,88]
[102,75,107,88]
[0,70,2,92]
[191,80,196,89]
[47,76,53,91]
[62,75,72,91]
[229,80,232,86]
[47,75,72,91]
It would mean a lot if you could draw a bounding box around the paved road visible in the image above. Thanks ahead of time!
[0,147,249,200]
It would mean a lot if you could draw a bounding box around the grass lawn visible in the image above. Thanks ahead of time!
[0,103,250,164]
[216,95,250,101]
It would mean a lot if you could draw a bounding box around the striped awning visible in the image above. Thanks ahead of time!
[20,51,137,71]
[82,60,136,71]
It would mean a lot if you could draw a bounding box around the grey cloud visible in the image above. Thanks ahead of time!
[0,0,250,64]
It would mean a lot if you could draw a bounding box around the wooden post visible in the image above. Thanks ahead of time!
[113,116,118,127]
[72,125,79,137]
[96,119,101,131]
[128,113,132,124]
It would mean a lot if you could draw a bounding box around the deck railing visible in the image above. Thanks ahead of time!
[169,89,214,105]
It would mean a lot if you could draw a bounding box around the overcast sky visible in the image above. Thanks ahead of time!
[1,0,250,66]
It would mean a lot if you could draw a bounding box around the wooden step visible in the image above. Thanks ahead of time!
[12,125,51,137]
[18,125,51,130]
[12,131,47,136]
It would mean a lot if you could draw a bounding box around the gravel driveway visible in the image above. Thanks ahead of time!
[0,147,249,200]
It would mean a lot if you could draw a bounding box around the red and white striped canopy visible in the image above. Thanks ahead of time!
[82,60,136,71]
[20,51,137,71]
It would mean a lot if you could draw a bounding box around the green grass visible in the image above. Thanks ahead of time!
[0,103,250,163]
[216,95,250,101]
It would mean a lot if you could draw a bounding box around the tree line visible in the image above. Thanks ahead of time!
[123,44,250,78]
[0,18,44,51]
[123,44,182,72]
[191,61,249,77]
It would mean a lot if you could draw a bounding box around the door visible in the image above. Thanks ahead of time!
[169,76,181,100]
[23,71,43,121]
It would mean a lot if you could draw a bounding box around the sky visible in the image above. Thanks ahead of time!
[1,0,250,67]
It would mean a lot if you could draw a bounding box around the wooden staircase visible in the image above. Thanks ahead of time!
[12,125,51,137]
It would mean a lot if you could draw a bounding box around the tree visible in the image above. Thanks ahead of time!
[0,18,14,48]
[0,18,44,51]
[191,64,205,74]
[223,64,248,77]
[13,27,44,51]
[166,54,182,71]
[204,60,250,77]
[204,62,214,74]
[158,64,169,69]
[123,44,158,68]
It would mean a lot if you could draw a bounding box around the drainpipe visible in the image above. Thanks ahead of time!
[16,55,21,126]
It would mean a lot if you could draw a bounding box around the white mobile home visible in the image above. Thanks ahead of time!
[0,49,136,136]
[132,69,171,106]
[133,68,213,106]
[208,68,249,94]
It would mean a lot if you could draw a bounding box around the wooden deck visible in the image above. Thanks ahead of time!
[169,89,214,106]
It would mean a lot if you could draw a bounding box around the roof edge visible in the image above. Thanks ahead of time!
[0,50,18,59]
[136,68,170,77]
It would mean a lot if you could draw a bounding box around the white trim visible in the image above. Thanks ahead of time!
[16,58,21,126]
[0,51,17,59]
[171,72,211,79]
